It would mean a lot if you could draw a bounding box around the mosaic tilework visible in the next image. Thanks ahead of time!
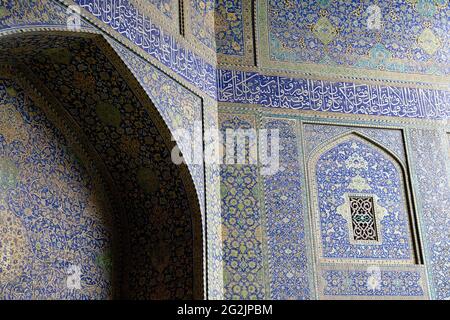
[0,0,217,97]
[217,70,450,119]
[217,105,441,299]
[3,1,449,120]
[107,39,205,216]
[409,129,450,300]
[0,79,113,299]
[142,0,179,20]
[0,0,92,29]
[303,124,406,164]
[70,0,217,97]
[319,265,428,298]
[219,113,265,299]
[186,0,216,50]
[2,0,450,301]
[8,34,201,299]
[259,0,449,76]
[310,134,414,263]
[204,99,224,299]
[447,133,450,161]
[261,118,311,299]
[215,0,244,55]
[215,0,254,66]
[0,32,205,216]
[206,164,224,298]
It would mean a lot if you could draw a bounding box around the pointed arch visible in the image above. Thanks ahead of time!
[0,29,204,299]
[308,130,406,171]
[307,130,421,265]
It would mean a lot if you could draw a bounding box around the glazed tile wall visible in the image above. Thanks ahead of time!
[106,41,217,297]
[0,0,206,221]
[140,0,179,21]
[303,124,406,164]
[261,117,312,299]
[219,113,265,299]
[217,70,450,119]
[1,0,450,300]
[259,0,449,76]
[215,0,254,66]
[3,1,448,115]
[204,98,225,299]
[107,39,206,216]
[215,0,245,56]
[0,79,113,299]
[67,0,217,96]
[318,265,428,299]
[186,0,216,50]
[217,106,442,299]
[0,0,213,298]
[310,134,414,262]
[302,123,428,299]
[409,129,450,300]
[0,0,93,29]
[5,35,200,298]
[218,112,314,300]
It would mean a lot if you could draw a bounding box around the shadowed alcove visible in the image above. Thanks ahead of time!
[0,31,203,300]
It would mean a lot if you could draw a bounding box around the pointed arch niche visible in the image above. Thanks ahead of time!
[0,30,204,299]
[307,132,422,265]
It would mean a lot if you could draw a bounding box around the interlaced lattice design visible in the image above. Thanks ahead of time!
[349,196,378,241]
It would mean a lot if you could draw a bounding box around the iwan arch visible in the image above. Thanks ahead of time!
[0,0,449,300]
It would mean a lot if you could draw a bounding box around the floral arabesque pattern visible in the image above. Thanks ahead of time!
[0,79,113,300]
[312,136,414,262]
